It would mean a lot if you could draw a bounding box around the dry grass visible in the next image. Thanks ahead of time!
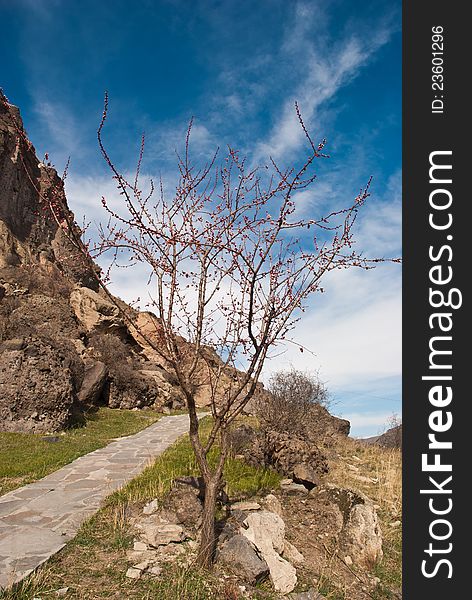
[319,435,402,598]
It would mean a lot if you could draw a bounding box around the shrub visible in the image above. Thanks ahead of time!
[256,368,329,436]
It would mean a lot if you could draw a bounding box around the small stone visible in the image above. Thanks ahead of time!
[283,540,304,565]
[133,560,150,571]
[390,520,401,528]
[264,494,283,516]
[134,541,148,551]
[141,523,186,547]
[281,481,309,494]
[373,577,381,585]
[125,567,142,579]
[231,501,261,511]
[280,478,293,486]
[55,589,69,598]
[126,550,156,563]
[149,565,162,576]
[344,555,353,565]
[143,499,159,515]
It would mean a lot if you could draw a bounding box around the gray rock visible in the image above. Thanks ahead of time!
[263,494,283,516]
[125,567,142,579]
[77,360,107,405]
[288,589,326,599]
[141,523,186,547]
[231,501,261,512]
[281,481,309,494]
[328,486,383,566]
[241,510,297,594]
[142,499,159,515]
[162,479,203,529]
[217,534,269,584]
[293,463,320,490]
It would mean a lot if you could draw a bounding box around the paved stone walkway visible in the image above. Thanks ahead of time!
[0,413,198,589]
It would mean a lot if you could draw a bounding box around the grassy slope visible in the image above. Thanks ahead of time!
[0,408,162,495]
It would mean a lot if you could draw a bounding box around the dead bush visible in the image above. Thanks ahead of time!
[256,368,329,435]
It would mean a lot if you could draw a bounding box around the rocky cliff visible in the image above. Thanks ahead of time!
[0,94,187,431]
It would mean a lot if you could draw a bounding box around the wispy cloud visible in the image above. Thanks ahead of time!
[254,20,394,163]
[31,98,91,169]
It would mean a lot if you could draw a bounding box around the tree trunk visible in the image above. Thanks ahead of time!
[197,475,220,568]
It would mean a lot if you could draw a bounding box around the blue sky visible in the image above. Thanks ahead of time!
[0,0,402,436]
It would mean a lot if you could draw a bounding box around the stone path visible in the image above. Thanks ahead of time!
[0,413,199,589]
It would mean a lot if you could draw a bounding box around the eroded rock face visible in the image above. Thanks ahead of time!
[0,94,98,287]
[70,287,125,334]
[0,337,80,432]
[235,427,329,485]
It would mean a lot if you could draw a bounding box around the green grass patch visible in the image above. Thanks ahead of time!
[108,417,280,506]
[0,408,161,495]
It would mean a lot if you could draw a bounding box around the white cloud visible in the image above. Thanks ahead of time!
[32,99,89,169]
[347,412,393,437]
[262,263,401,388]
[254,5,394,164]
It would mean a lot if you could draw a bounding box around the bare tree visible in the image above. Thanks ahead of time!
[1,91,396,568]
[91,95,395,567]
[257,368,329,435]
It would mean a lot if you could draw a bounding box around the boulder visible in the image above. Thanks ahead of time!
[77,360,107,405]
[292,463,320,490]
[241,510,297,594]
[0,337,79,432]
[327,487,383,566]
[162,479,204,529]
[217,534,269,584]
[70,287,124,334]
